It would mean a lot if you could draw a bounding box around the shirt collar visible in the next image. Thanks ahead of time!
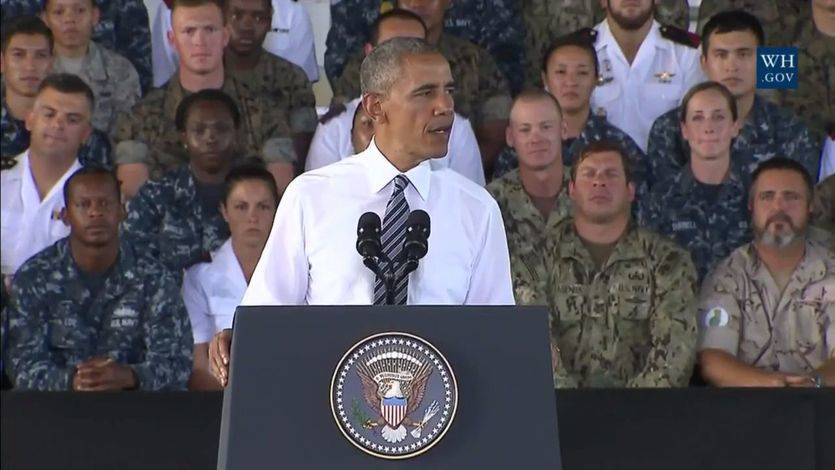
[85,42,108,81]
[363,138,432,201]
[596,19,663,52]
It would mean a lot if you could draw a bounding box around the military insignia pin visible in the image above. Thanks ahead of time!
[598,58,614,85]
[330,332,458,460]
[654,71,676,83]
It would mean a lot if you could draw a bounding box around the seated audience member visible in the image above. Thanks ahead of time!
[589,0,705,153]
[42,0,141,137]
[305,9,484,185]
[221,0,317,163]
[1,74,100,280]
[522,0,691,87]
[813,174,835,234]
[698,158,834,387]
[114,0,295,199]
[641,82,752,281]
[779,0,834,145]
[647,11,820,185]
[152,0,319,86]
[122,89,236,273]
[183,165,278,390]
[540,141,698,388]
[488,90,572,305]
[1,15,111,169]
[329,3,512,175]
[494,31,648,192]
[1,0,153,92]
[4,167,193,391]
[696,0,806,47]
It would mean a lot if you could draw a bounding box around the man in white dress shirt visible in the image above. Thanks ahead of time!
[591,0,705,152]
[209,38,514,384]
[1,74,93,282]
[305,9,485,186]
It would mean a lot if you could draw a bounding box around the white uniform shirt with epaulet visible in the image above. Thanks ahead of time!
[0,150,81,275]
[591,19,705,152]
[242,139,514,306]
[305,97,486,186]
[182,239,248,343]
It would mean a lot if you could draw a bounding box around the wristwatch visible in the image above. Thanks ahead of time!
[812,374,824,388]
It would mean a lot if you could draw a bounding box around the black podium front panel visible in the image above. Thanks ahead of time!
[218,306,561,469]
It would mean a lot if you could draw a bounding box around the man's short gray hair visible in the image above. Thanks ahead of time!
[360,37,439,96]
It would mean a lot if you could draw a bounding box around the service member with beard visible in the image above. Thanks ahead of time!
[698,158,835,388]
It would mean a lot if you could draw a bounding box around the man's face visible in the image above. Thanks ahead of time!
[606,0,655,31]
[375,52,455,161]
[226,0,271,55]
[378,17,427,44]
[0,34,52,97]
[64,174,124,248]
[507,98,564,172]
[182,100,237,175]
[680,89,739,161]
[569,151,635,224]
[351,104,374,154]
[221,179,277,246]
[398,0,449,34]
[42,0,99,51]
[702,31,758,98]
[812,0,835,13]
[25,87,92,158]
[751,169,811,248]
[543,45,596,114]
[170,4,229,75]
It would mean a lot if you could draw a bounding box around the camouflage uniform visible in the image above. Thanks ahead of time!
[779,7,835,144]
[646,95,821,187]
[331,32,512,126]
[813,174,835,235]
[493,114,649,196]
[3,238,193,391]
[698,239,835,374]
[51,41,141,137]
[522,0,691,86]
[542,219,698,388]
[232,51,318,135]
[0,0,153,93]
[122,165,230,273]
[113,75,294,177]
[1,89,112,170]
[324,0,526,93]
[697,0,806,46]
[487,169,572,305]
[640,157,752,281]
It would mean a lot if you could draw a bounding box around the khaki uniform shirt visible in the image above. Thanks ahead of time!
[698,240,835,374]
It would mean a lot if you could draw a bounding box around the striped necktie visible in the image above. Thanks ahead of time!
[374,175,410,305]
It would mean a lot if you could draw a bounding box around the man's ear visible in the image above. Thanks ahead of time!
[362,92,386,125]
[60,206,69,227]
[505,124,514,148]
[91,6,101,27]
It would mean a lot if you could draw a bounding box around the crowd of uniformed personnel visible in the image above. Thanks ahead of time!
[0,0,833,391]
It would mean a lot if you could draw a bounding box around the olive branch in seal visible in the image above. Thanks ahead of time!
[351,399,372,428]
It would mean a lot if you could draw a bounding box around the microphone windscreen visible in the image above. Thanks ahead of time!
[406,210,430,235]
[357,212,382,234]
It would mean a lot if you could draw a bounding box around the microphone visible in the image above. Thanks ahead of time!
[397,210,430,283]
[356,212,382,259]
[402,210,430,261]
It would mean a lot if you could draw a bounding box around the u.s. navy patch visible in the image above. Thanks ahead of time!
[330,332,458,460]
[704,307,730,328]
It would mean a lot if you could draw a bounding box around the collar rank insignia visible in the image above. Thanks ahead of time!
[330,332,458,460]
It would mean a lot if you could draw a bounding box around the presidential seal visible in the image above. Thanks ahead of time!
[330,332,458,460]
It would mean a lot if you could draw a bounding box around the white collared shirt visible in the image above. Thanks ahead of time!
[182,239,248,343]
[1,151,81,275]
[305,98,485,186]
[241,140,514,306]
[150,0,318,87]
[591,19,705,152]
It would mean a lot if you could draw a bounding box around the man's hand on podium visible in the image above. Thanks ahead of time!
[209,329,232,387]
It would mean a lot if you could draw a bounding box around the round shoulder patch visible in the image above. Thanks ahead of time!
[704,307,730,328]
[330,332,458,460]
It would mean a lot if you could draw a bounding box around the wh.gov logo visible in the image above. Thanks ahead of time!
[330,332,458,460]
[757,47,798,89]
